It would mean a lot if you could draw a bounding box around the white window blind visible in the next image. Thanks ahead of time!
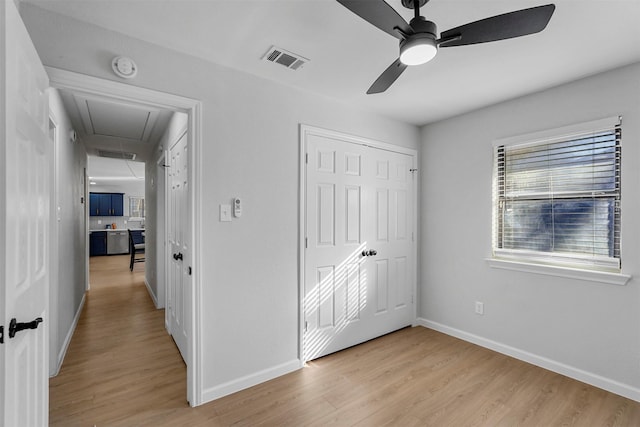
[493,117,621,271]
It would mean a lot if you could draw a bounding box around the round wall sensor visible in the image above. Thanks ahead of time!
[111,56,138,79]
[69,129,77,142]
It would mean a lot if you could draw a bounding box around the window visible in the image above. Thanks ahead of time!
[493,117,621,271]
[129,197,145,219]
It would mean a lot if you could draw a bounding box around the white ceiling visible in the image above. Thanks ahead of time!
[26,0,640,126]
[57,88,172,162]
[87,156,145,191]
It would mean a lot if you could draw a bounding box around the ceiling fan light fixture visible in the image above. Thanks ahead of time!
[400,35,437,66]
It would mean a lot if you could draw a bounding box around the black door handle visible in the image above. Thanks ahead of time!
[361,249,378,257]
[173,252,183,261]
[8,317,43,339]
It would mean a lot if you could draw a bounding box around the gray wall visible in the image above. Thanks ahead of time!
[48,88,87,375]
[21,4,420,399]
[419,63,640,397]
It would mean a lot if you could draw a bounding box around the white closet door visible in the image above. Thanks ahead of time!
[304,132,414,360]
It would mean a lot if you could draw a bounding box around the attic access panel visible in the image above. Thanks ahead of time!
[74,94,160,142]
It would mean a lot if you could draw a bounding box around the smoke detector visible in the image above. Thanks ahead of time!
[262,46,308,71]
[111,56,138,79]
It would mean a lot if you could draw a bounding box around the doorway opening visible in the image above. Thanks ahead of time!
[47,67,203,406]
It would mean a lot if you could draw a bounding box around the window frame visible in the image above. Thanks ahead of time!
[489,116,630,285]
[128,196,145,219]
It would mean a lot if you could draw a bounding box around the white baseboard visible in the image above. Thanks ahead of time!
[144,277,159,309]
[201,359,302,404]
[53,292,86,376]
[416,318,640,403]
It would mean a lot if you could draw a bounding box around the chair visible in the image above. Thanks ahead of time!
[128,229,145,271]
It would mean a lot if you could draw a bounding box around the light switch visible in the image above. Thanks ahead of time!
[220,204,232,222]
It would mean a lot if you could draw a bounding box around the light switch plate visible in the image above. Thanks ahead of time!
[220,204,232,222]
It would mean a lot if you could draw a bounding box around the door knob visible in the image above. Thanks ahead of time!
[361,249,378,257]
[8,317,43,339]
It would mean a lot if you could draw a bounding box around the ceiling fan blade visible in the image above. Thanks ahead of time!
[337,0,413,40]
[439,4,555,47]
[367,59,408,94]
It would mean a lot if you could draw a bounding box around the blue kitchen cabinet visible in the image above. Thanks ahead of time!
[90,192,124,216]
[110,193,124,216]
[90,231,107,256]
[89,193,101,216]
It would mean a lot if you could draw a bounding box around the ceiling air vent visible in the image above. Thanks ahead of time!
[262,46,308,71]
[98,150,136,161]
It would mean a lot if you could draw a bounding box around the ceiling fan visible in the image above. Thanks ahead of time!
[337,0,555,94]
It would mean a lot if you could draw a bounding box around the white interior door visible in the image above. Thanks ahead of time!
[167,131,189,362]
[1,1,51,425]
[304,131,415,360]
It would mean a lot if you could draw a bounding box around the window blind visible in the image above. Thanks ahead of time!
[494,118,621,271]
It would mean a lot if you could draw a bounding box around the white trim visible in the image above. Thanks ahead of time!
[300,124,418,156]
[486,258,631,286]
[494,115,621,148]
[175,101,202,406]
[201,359,302,404]
[47,107,59,377]
[298,126,305,362]
[298,124,418,364]
[155,152,167,310]
[46,67,204,407]
[52,292,86,377]
[144,277,159,309]
[46,67,198,111]
[188,104,204,406]
[85,165,90,292]
[416,318,640,403]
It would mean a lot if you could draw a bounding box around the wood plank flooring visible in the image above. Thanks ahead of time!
[50,255,640,426]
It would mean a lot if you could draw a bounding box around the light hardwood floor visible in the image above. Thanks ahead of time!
[50,255,640,426]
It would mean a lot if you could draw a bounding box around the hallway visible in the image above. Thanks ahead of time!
[49,255,187,425]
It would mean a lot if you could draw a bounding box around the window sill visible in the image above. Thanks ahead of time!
[486,258,631,286]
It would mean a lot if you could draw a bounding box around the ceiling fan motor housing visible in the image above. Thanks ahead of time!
[409,16,437,37]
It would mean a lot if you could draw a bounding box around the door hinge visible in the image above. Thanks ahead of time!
[305,153,309,164]
[412,232,414,242]
[304,321,308,332]
[0,325,3,344]
[188,266,192,276]
[305,237,308,249]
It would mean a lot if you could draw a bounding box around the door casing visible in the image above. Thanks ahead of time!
[298,124,418,364]
[46,67,204,406]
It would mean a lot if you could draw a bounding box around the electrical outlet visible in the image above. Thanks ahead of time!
[475,301,484,315]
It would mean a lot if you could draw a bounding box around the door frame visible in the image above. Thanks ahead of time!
[47,112,59,377]
[156,151,167,312]
[46,67,204,406]
[298,124,418,364]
